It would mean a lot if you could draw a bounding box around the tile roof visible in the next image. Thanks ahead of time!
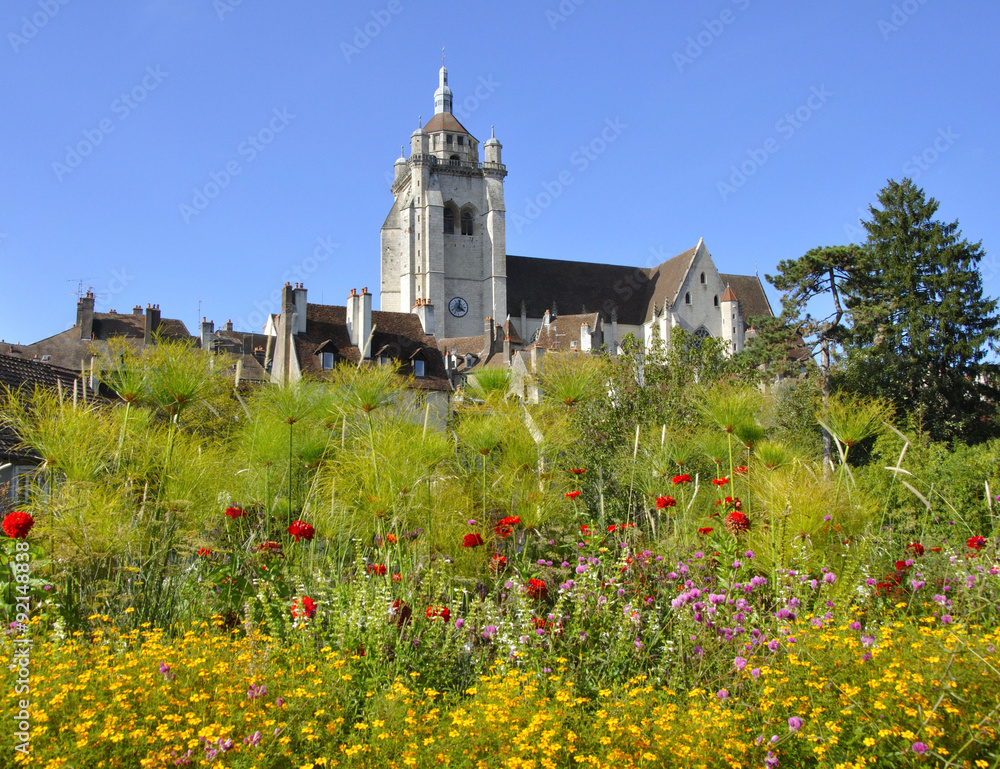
[424,112,475,138]
[291,304,451,391]
[719,274,774,321]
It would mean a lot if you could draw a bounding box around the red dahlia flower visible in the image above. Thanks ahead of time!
[895,560,909,571]
[287,520,315,542]
[724,511,750,534]
[494,516,521,538]
[655,495,676,509]
[712,477,730,487]
[672,474,692,485]
[967,536,986,550]
[426,605,451,622]
[568,468,586,475]
[526,578,547,599]
[581,523,591,536]
[488,554,508,573]
[565,490,581,500]
[389,599,411,626]
[224,506,246,519]
[367,564,387,576]
[291,596,317,620]
[2,511,34,539]
[462,532,484,548]
[698,527,714,535]
[906,542,924,556]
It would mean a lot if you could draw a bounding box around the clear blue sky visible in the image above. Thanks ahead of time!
[2,0,998,343]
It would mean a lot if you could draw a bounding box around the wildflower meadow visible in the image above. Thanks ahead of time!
[2,339,999,767]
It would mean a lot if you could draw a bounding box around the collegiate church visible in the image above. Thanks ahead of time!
[380,66,773,365]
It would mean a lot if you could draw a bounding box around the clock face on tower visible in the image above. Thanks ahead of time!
[448,297,469,317]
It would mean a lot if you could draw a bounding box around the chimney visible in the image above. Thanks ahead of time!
[132,305,143,316]
[412,298,434,336]
[77,291,95,341]
[346,288,373,357]
[144,304,161,344]
[224,319,233,332]
[481,316,494,358]
[200,318,215,351]
[580,322,592,353]
[292,283,308,335]
[503,331,512,362]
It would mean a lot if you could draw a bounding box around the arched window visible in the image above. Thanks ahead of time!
[700,272,706,284]
[685,292,691,305]
[714,295,719,307]
[443,208,455,235]
[461,211,474,236]
[692,326,711,349]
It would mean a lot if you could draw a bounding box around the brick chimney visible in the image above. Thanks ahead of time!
[132,305,143,316]
[144,304,161,344]
[346,288,373,358]
[480,316,494,358]
[292,283,308,335]
[224,319,233,332]
[200,318,215,351]
[412,298,434,336]
[77,291,95,340]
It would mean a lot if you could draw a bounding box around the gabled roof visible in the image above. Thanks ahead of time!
[719,274,774,320]
[641,246,699,323]
[290,304,451,391]
[534,312,602,352]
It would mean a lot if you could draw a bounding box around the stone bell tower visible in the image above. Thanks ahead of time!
[380,65,507,339]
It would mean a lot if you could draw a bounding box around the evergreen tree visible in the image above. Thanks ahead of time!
[845,179,1000,442]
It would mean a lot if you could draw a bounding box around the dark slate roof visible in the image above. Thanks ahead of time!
[719,274,774,321]
[437,335,488,357]
[293,304,451,391]
[641,246,699,323]
[0,355,95,460]
[506,255,654,325]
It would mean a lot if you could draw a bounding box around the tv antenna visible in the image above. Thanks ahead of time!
[67,278,97,298]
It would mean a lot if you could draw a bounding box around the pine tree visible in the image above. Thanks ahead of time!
[845,179,1000,442]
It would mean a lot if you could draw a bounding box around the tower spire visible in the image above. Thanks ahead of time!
[434,57,453,115]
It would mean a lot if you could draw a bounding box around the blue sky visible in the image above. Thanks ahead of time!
[2,0,998,344]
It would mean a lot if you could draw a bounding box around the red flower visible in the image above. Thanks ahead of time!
[463,532,485,548]
[291,596,317,620]
[488,554,508,573]
[607,524,619,533]
[197,547,213,557]
[494,516,521,538]
[287,520,315,542]
[672,474,692,485]
[389,599,411,626]
[2,512,34,540]
[565,491,581,500]
[906,542,924,556]
[426,605,451,622]
[608,523,635,533]
[224,506,246,519]
[655,495,676,509]
[967,536,986,550]
[392,572,402,582]
[724,511,750,534]
[526,578,547,600]
[930,547,942,553]
[385,533,398,545]
[255,540,283,556]
[568,468,586,475]
[734,466,748,475]
[698,527,714,535]
[367,564,387,576]
[895,560,909,571]
[580,523,591,536]
[712,477,730,487]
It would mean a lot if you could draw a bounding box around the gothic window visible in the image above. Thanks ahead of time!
[461,211,474,235]
[692,326,711,349]
[443,208,455,234]
[714,295,719,307]
[685,292,691,305]
[700,272,706,284]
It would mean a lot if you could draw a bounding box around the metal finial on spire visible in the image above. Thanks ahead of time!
[442,46,445,66]
[491,125,495,138]
[418,115,422,128]
[400,146,404,157]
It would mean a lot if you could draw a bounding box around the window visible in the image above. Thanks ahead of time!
[714,295,719,307]
[700,272,706,284]
[321,352,335,370]
[443,208,455,234]
[461,211,474,235]
[446,134,453,144]
[457,136,464,145]
[685,292,691,305]
[413,359,426,377]
[692,326,711,349]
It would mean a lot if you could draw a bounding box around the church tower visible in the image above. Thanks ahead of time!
[380,66,508,340]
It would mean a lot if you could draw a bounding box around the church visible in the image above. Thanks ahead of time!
[380,66,773,366]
